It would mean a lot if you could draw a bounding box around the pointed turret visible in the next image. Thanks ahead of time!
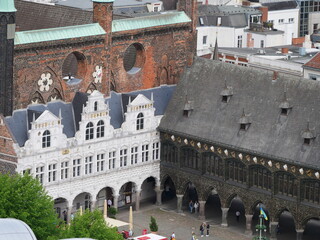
[213,38,219,61]
[0,0,16,116]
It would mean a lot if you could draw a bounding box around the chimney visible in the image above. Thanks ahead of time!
[258,6,268,23]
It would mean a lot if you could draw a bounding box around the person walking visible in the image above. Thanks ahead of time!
[236,211,240,223]
[189,200,194,213]
[206,223,210,237]
[194,201,199,214]
[191,231,197,240]
[170,232,176,240]
[200,223,204,237]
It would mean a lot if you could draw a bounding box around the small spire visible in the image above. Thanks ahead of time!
[59,109,62,119]
[32,113,35,122]
[129,96,131,104]
[151,92,154,102]
[213,37,219,61]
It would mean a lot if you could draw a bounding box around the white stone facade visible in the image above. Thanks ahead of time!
[11,88,170,218]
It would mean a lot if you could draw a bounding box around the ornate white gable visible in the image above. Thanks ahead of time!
[127,94,153,113]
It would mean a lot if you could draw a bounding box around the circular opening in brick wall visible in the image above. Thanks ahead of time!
[123,43,145,74]
[62,52,87,84]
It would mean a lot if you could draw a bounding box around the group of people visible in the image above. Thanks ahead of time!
[188,200,199,213]
[199,222,210,237]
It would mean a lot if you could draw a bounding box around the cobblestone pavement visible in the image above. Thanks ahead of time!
[117,203,253,240]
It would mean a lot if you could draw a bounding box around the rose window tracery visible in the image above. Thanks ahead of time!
[38,73,53,92]
[92,66,103,83]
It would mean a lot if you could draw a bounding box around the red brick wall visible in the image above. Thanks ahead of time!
[0,115,17,163]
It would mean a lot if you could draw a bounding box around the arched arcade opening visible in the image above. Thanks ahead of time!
[204,189,222,223]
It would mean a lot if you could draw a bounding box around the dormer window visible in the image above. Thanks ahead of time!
[85,122,94,140]
[42,130,51,148]
[220,83,233,103]
[94,101,98,111]
[97,120,105,138]
[239,109,251,131]
[183,98,194,117]
[302,122,315,145]
[279,91,292,116]
[137,112,144,130]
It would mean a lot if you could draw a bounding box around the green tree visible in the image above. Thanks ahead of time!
[0,173,61,240]
[149,216,158,232]
[59,209,123,240]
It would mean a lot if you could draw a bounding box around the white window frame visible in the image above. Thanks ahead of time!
[61,161,69,180]
[142,144,149,162]
[153,142,160,160]
[73,159,81,177]
[131,146,138,165]
[97,153,105,172]
[109,151,116,169]
[85,156,93,175]
[48,163,57,183]
[36,166,44,184]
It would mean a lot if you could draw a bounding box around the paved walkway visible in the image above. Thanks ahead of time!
[117,203,253,240]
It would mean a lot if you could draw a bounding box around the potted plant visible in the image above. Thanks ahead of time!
[149,216,158,233]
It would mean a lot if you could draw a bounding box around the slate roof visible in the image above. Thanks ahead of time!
[262,0,298,11]
[303,52,320,70]
[197,5,260,28]
[5,85,175,147]
[159,57,320,169]
[15,0,92,31]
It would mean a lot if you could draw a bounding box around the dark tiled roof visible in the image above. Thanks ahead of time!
[5,85,175,147]
[262,1,298,11]
[159,57,320,169]
[15,0,92,31]
[303,52,320,70]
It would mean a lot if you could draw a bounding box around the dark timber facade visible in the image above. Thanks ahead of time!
[158,57,320,240]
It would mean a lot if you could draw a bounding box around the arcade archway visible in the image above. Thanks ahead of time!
[204,189,222,223]
[227,196,246,231]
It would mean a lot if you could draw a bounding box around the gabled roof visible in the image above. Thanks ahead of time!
[15,23,105,45]
[5,85,175,147]
[159,57,320,169]
[303,52,320,70]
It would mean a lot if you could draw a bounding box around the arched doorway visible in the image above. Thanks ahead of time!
[303,218,320,240]
[119,182,137,209]
[54,197,68,222]
[96,187,114,211]
[161,176,177,210]
[227,196,246,231]
[278,210,296,240]
[205,189,222,223]
[73,192,92,213]
[182,182,198,213]
[140,177,156,205]
[251,203,270,235]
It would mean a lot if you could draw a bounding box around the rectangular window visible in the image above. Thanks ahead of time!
[142,144,149,162]
[153,142,160,160]
[120,149,127,167]
[48,163,57,182]
[61,161,69,180]
[199,17,204,26]
[289,18,294,23]
[203,36,207,45]
[260,40,264,48]
[97,153,105,172]
[109,151,116,169]
[217,17,221,26]
[278,19,284,24]
[237,35,242,48]
[85,156,93,175]
[36,166,44,184]
[73,159,81,177]
[131,146,138,164]
[153,6,159,12]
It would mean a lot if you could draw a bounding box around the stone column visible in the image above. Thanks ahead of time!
[135,190,141,211]
[177,194,184,213]
[221,208,229,227]
[198,200,206,220]
[269,222,278,240]
[91,200,97,211]
[113,195,119,210]
[296,229,304,240]
[245,214,253,235]
[67,205,72,224]
[155,187,162,206]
